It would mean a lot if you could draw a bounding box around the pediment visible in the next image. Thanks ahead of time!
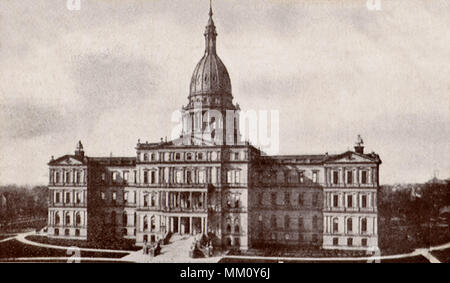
[50,155,84,166]
[327,152,375,164]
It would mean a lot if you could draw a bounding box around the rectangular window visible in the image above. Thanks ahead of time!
[362,238,367,247]
[333,171,339,184]
[271,192,277,206]
[150,171,156,184]
[298,172,304,183]
[347,171,353,184]
[234,152,239,160]
[55,193,60,203]
[333,195,339,207]
[361,171,367,184]
[76,192,81,204]
[65,192,70,203]
[347,195,353,208]
[347,238,353,246]
[312,193,318,207]
[284,192,290,206]
[124,192,129,203]
[143,171,148,184]
[333,238,339,246]
[134,171,137,184]
[362,195,367,208]
[312,171,318,183]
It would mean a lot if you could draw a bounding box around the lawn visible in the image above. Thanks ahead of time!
[26,235,140,251]
[219,255,430,263]
[431,248,450,263]
[0,239,128,260]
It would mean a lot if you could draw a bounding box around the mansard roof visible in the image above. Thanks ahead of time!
[259,150,381,166]
[48,155,136,167]
[88,157,136,166]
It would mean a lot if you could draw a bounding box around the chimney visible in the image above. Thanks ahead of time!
[354,135,364,154]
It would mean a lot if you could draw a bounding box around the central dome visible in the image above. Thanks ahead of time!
[189,6,232,99]
[190,53,231,96]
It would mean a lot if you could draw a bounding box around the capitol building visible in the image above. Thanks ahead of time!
[46,5,381,252]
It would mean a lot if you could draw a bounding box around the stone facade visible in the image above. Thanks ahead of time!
[46,6,381,252]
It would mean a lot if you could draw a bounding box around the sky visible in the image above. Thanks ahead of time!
[0,0,449,185]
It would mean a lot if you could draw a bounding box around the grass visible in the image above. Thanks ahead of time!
[431,248,450,263]
[26,235,141,251]
[0,239,128,259]
[219,255,430,263]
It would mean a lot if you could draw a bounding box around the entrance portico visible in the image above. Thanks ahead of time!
[168,215,207,235]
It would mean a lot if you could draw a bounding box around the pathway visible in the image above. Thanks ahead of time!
[1,231,448,263]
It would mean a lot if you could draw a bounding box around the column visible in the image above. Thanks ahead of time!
[178,216,181,234]
[189,192,192,209]
[165,191,169,208]
[189,216,193,235]
[201,217,204,234]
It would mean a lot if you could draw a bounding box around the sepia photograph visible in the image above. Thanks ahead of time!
[0,0,449,271]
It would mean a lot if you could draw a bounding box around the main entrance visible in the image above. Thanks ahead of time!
[169,216,207,235]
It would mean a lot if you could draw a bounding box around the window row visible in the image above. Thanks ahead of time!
[333,237,368,247]
[257,192,321,207]
[53,191,84,204]
[50,169,86,184]
[53,211,84,226]
[329,193,372,209]
[258,214,320,231]
[331,217,368,234]
[256,170,319,185]
[329,169,372,185]
[137,151,228,162]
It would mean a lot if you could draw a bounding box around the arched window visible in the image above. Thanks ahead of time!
[313,215,318,229]
[76,213,81,226]
[143,216,148,231]
[347,218,353,232]
[333,218,339,233]
[75,229,80,237]
[234,218,240,234]
[55,228,59,236]
[151,153,156,161]
[150,216,155,231]
[55,172,60,183]
[55,213,60,225]
[144,153,148,161]
[284,215,290,229]
[123,213,127,226]
[361,218,367,232]
[226,224,231,233]
[65,229,70,236]
[271,215,277,227]
[65,213,70,225]
[111,211,116,226]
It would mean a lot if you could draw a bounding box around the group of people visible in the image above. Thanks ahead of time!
[189,233,214,258]
[142,239,161,257]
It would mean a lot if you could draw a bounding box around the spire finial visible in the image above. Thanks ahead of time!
[209,0,213,17]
